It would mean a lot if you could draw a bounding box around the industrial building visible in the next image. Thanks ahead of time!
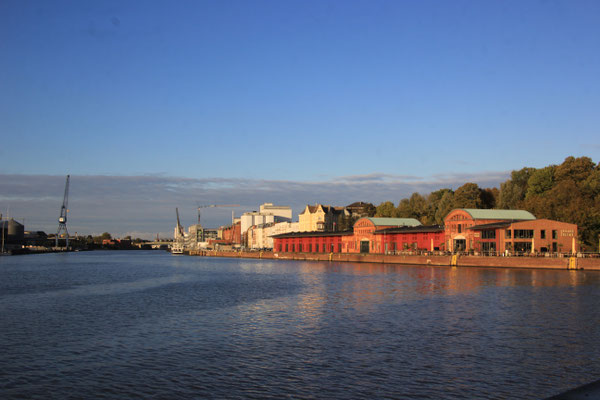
[1,219,25,246]
[240,203,292,236]
[444,208,578,253]
[273,209,579,255]
[273,217,431,254]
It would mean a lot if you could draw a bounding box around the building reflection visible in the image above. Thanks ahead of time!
[291,262,600,318]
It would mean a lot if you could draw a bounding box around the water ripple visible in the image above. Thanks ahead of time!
[1,252,600,399]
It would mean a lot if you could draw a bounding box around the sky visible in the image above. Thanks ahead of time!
[1,0,599,238]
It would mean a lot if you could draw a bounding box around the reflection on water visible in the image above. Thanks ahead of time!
[1,252,600,399]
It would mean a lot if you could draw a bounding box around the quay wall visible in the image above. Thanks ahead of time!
[188,250,600,270]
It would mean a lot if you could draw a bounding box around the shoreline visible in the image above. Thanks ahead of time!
[188,250,600,271]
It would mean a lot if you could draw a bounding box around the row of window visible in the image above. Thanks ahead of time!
[279,240,433,253]
[281,243,342,253]
[505,229,557,239]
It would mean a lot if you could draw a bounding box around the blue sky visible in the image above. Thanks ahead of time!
[1,0,599,236]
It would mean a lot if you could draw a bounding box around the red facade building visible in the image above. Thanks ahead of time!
[445,209,536,252]
[273,217,443,254]
[374,225,446,253]
[272,210,579,256]
[273,231,350,253]
[445,209,578,254]
[469,218,578,254]
[220,221,241,245]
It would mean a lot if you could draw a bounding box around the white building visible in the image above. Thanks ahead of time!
[240,203,292,235]
[247,221,299,250]
[259,203,292,220]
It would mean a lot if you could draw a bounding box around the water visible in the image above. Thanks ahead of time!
[1,251,599,399]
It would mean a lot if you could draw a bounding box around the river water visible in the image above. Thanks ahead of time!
[1,251,599,399]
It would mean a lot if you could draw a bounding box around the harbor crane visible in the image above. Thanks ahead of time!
[175,208,185,239]
[197,204,240,226]
[56,175,70,248]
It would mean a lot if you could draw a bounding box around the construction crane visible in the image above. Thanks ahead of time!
[197,204,240,226]
[56,175,70,248]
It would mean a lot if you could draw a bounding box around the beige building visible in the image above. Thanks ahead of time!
[298,204,349,232]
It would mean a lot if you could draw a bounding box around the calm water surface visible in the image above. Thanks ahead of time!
[1,251,600,399]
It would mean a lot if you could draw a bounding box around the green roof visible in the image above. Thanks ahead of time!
[364,218,422,227]
[460,209,536,220]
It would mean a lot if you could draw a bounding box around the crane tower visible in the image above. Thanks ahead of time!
[56,175,70,248]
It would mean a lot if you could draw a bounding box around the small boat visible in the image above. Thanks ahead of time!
[171,242,184,254]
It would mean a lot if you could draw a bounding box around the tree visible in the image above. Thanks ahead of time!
[498,167,535,209]
[375,201,396,217]
[435,191,455,224]
[337,214,357,231]
[396,198,412,218]
[452,183,483,209]
[554,156,595,183]
[526,166,555,199]
[408,193,427,220]
[369,156,600,249]
[480,187,499,209]
[364,203,377,217]
[521,157,600,250]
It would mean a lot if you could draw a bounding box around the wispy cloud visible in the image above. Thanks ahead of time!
[0,172,509,238]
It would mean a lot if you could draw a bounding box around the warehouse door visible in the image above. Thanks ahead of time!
[454,239,466,252]
[360,241,370,253]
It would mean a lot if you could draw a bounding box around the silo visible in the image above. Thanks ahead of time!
[7,219,24,244]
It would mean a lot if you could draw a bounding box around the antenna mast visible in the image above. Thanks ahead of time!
[56,175,70,248]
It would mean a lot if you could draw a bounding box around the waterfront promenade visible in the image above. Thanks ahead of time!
[190,250,600,270]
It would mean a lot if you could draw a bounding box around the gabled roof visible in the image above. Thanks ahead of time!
[459,209,536,221]
[301,204,347,215]
[362,217,422,227]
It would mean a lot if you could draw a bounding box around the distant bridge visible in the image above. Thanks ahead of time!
[136,241,172,250]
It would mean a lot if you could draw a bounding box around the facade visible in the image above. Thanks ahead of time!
[247,221,300,250]
[273,231,351,253]
[187,224,204,242]
[469,219,578,254]
[1,219,25,245]
[204,229,218,241]
[259,203,293,220]
[374,225,446,253]
[444,208,578,254]
[298,204,350,232]
[219,221,241,245]
[240,203,292,235]
[240,212,275,236]
[273,217,425,254]
[444,209,536,252]
[273,210,580,256]
[341,217,422,253]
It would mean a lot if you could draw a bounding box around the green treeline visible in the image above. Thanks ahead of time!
[374,157,600,251]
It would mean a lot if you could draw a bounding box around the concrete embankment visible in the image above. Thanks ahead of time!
[188,250,600,270]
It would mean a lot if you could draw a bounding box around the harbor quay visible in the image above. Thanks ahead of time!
[188,249,600,271]
[174,204,599,270]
